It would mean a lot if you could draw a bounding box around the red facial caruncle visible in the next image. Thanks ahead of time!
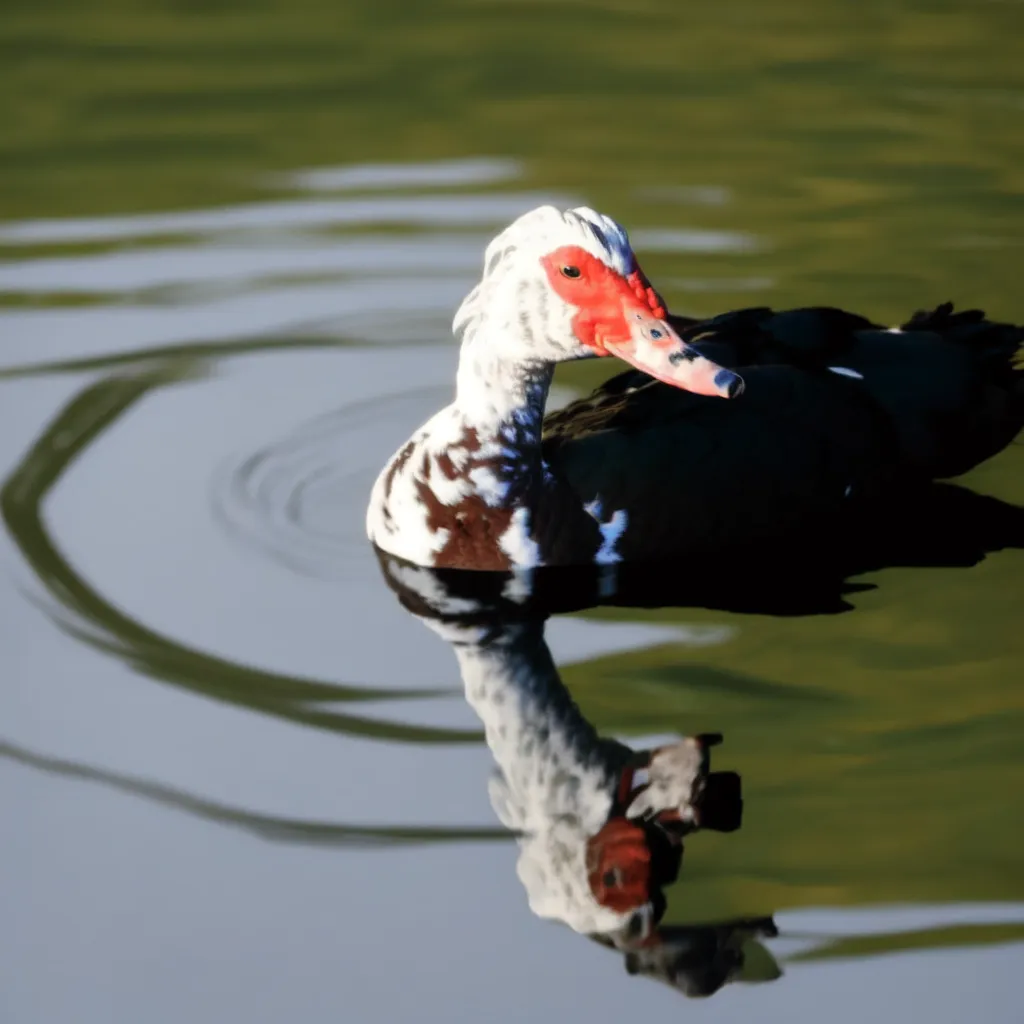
[540,245,744,400]
[586,816,655,914]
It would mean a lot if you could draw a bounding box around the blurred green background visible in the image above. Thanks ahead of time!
[3,0,1023,316]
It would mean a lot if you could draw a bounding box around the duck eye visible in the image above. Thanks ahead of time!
[560,265,582,279]
[603,868,621,888]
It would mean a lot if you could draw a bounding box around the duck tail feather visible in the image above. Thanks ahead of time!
[901,302,1024,384]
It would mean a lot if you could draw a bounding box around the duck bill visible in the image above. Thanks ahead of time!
[604,308,744,398]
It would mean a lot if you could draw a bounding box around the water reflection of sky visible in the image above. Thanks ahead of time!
[0,159,757,372]
[1,158,1021,1022]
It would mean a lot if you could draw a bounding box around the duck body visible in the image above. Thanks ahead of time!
[366,206,1023,571]
[538,303,1024,567]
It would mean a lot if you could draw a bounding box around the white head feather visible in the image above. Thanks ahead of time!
[452,205,639,363]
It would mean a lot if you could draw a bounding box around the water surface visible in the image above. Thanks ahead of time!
[2,3,1023,1021]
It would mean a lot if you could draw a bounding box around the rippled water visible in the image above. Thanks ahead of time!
[3,3,1024,1021]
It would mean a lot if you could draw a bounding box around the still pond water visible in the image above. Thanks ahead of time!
[2,2,1023,1021]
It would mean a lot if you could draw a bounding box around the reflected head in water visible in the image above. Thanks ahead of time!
[377,555,743,946]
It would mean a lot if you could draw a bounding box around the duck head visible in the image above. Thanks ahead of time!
[581,735,743,940]
[454,206,744,398]
[501,732,742,942]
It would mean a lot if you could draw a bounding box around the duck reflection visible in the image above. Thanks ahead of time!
[376,479,1024,619]
[378,554,781,997]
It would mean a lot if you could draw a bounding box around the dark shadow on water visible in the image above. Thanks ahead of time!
[789,921,1024,965]
[0,738,506,848]
[376,480,1024,619]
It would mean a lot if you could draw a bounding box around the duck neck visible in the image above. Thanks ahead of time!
[453,330,554,467]
[449,620,625,830]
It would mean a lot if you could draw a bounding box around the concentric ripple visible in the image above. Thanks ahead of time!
[211,381,450,580]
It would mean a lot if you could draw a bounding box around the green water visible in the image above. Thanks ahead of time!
[2,0,1023,313]
[2,1,1023,1019]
